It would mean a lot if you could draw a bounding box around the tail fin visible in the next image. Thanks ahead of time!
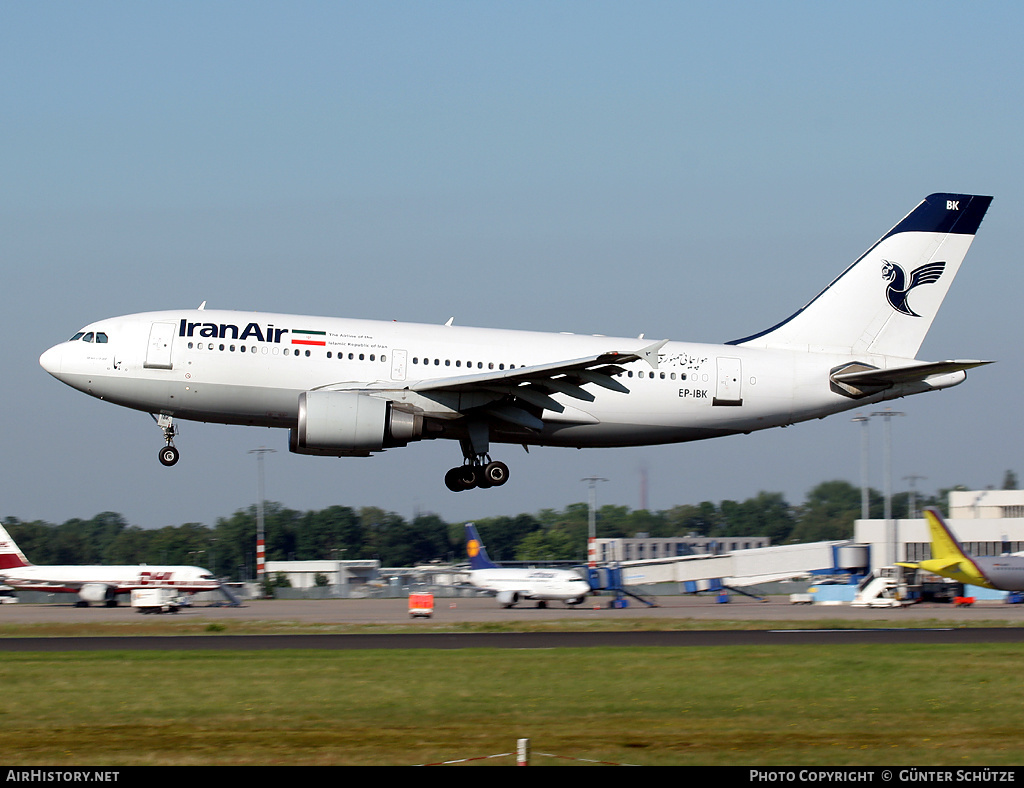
[730,193,992,358]
[896,507,991,588]
[0,523,32,570]
[921,507,971,566]
[465,523,499,570]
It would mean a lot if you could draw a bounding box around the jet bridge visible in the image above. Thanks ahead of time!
[611,540,851,591]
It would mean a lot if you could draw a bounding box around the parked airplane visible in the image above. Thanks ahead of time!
[39,193,992,491]
[897,508,1024,592]
[0,522,223,606]
[463,523,591,607]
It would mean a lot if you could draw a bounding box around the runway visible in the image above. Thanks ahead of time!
[2,628,1024,651]
[2,595,1023,650]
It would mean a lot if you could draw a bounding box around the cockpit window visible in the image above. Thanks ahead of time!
[68,330,108,342]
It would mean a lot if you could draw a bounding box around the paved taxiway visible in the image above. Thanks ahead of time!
[5,594,1024,623]
[2,596,1023,650]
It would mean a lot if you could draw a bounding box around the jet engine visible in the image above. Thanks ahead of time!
[78,583,115,604]
[497,591,520,608]
[290,391,423,456]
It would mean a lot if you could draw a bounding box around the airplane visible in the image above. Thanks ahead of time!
[0,522,224,606]
[39,192,992,491]
[897,507,1024,592]
[463,523,591,607]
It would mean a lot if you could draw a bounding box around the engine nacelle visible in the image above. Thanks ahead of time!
[497,591,520,608]
[78,583,114,603]
[291,391,423,456]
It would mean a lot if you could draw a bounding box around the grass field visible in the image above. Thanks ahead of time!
[2,638,1024,766]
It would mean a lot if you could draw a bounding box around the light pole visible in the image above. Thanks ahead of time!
[581,476,608,567]
[249,447,276,584]
[871,408,904,564]
[903,474,927,519]
[851,414,870,520]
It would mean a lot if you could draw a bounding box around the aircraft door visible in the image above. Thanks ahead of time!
[391,349,408,381]
[144,322,175,370]
[713,357,743,406]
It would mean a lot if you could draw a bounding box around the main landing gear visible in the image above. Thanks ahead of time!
[444,423,509,492]
[444,457,510,492]
[153,414,180,467]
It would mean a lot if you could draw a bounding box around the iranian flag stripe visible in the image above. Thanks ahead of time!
[291,329,326,346]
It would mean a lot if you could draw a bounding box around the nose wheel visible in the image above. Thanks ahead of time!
[152,414,180,467]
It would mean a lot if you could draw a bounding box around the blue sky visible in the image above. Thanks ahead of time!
[2,2,1021,529]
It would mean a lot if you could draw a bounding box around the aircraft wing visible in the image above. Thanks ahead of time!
[409,338,666,393]
[832,359,992,388]
[319,339,667,430]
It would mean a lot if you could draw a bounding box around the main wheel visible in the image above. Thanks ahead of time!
[456,465,480,490]
[158,446,180,467]
[483,461,509,487]
[444,467,464,492]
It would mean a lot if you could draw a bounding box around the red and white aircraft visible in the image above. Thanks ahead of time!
[0,523,222,606]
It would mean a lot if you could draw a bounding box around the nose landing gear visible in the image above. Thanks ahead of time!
[153,414,180,467]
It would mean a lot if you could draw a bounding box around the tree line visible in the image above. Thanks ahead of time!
[2,474,1015,582]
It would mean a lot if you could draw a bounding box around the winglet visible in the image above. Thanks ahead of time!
[635,339,668,369]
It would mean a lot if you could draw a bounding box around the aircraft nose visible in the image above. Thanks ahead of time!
[39,344,63,377]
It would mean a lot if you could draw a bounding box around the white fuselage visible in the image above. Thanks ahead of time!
[2,564,219,594]
[38,308,938,451]
[468,567,591,603]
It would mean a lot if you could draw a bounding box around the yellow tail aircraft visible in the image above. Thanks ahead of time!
[897,507,1024,591]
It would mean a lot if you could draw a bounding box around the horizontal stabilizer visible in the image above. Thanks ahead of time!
[833,359,993,388]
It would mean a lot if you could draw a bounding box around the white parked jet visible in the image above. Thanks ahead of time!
[0,523,222,606]
[463,523,590,607]
[39,193,992,491]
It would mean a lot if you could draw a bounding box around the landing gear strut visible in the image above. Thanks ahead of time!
[444,423,509,491]
[153,414,179,467]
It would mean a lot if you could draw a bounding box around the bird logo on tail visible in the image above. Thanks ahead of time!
[882,260,946,317]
